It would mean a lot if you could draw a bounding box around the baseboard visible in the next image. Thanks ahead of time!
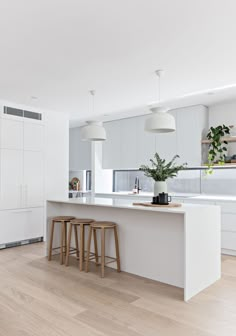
[222,248,236,256]
[0,237,43,250]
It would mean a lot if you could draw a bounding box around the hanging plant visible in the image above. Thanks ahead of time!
[206,125,230,174]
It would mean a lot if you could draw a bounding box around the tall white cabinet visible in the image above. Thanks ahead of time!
[0,107,45,247]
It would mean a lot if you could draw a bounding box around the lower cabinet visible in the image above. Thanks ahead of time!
[0,207,44,245]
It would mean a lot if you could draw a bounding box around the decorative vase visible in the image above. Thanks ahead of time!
[154,181,167,196]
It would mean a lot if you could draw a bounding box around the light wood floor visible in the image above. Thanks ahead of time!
[0,243,236,336]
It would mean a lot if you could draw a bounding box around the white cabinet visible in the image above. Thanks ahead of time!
[69,127,91,171]
[102,105,208,169]
[120,118,137,169]
[24,122,44,151]
[0,118,23,150]
[0,149,24,210]
[136,115,156,167]
[0,207,44,245]
[24,151,44,207]
[176,106,208,166]
[103,120,121,169]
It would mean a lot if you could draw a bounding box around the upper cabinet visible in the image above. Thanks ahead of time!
[69,127,91,171]
[102,120,121,169]
[136,115,156,167]
[102,105,208,169]
[24,122,44,151]
[0,118,24,150]
[176,105,208,166]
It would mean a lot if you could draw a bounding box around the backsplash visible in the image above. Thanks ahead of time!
[113,168,236,195]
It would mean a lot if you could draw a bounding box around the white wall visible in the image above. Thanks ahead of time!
[209,100,236,126]
[209,100,236,156]
[92,142,113,194]
[45,111,69,199]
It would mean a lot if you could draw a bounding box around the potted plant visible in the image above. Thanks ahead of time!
[139,153,187,196]
[206,125,230,174]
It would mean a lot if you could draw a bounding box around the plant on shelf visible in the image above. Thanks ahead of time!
[206,125,230,174]
[139,153,187,196]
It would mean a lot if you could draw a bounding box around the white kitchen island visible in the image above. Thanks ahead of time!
[46,197,221,301]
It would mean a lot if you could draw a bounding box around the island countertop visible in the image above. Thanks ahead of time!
[47,197,219,215]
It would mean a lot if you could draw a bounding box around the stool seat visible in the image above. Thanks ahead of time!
[52,216,75,222]
[70,218,94,225]
[91,221,116,228]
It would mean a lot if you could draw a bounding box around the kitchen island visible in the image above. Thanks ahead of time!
[46,197,221,301]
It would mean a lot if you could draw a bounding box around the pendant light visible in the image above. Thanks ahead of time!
[81,90,107,141]
[145,70,176,133]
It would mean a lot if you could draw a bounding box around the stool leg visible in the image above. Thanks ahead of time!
[74,225,79,258]
[79,224,84,271]
[65,223,73,266]
[60,222,65,265]
[48,220,55,261]
[101,228,105,278]
[85,226,93,272]
[64,222,67,256]
[93,228,99,265]
[114,226,121,272]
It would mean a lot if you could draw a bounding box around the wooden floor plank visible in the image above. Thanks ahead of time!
[0,243,236,336]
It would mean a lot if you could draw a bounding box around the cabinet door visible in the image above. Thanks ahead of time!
[24,122,44,151]
[24,207,44,240]
[176,106,207,166]
[102,120,121,169]
[0,118,23,150]
[120,118,137,169]
[155,111,177,162]
[136,115,156,167]
[24,151,44,207]
[0,207,44,245]
[0,209,25,244]
[0,149,24,209]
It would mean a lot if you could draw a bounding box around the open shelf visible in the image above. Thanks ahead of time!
[202,137,236,144]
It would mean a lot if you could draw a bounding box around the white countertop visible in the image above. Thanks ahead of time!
[95,192,236,202]
[47,197,219,215]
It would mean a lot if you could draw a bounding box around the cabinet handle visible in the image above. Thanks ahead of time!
[25,185,28,207]
[19,184,23,207]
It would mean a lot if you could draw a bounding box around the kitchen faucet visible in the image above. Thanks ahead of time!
[134,176,141,194]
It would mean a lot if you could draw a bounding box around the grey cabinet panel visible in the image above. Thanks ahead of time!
[102,120,121,169]
[69,127,91,171]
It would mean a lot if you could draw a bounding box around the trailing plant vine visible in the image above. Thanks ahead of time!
[206,125,230,174]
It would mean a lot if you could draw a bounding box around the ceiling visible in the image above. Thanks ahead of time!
[0,0,236,126]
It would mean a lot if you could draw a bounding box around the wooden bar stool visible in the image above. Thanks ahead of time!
[65,218,96,271]
[85,221,121,278]
[48,216,75,264]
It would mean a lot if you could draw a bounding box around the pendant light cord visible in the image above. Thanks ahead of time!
[89,90,95,114]
[155,69,163,104]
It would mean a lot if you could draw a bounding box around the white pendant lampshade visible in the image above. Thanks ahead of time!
[145,70,176,133]
[81,121,106,141]
[80,90,107,141]
[145,107,176,133]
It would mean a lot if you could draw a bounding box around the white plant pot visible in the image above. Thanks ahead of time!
[154,181,167,196]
